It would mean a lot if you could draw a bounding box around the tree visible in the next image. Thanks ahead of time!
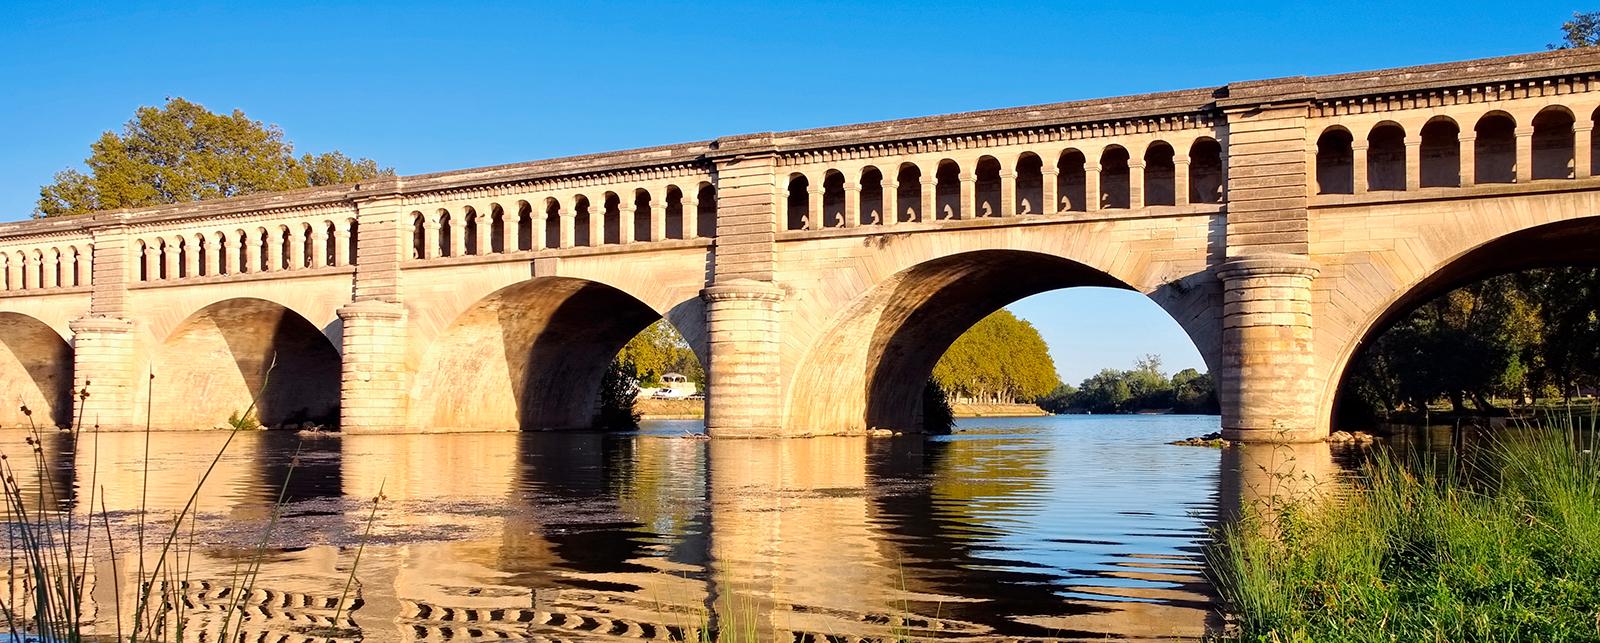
[1552,11,1600,49]
[36,97,390,217]
[618,320,703,387]
[933,310,1061,403]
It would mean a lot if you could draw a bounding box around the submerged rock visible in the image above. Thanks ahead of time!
[1327,430,1379,444]
[1169,432,1226,448]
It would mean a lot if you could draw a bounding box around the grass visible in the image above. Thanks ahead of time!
[1210,417,1600,642]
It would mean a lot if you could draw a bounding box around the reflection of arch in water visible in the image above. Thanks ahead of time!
[144,298,341,430]
[0,311,72,428]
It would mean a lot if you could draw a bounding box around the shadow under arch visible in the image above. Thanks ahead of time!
[410,277,700,431]
[148,297,341,430]
[0,312,72,428]
[786,249,1215,434]
[1325,215,1600,428]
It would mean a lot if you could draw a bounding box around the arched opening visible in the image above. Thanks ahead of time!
[1329,216,1600,429]
[489,205,507,253]
[664,186,686,239]
[696,183,717,237]
[408,278,704,431]
[543,198,561,249]
[1189,138,1224,204]
[602,193,622,245]
[896,164,922,222]
[1419,117,1461,188]
[1532,106,1576,180]
[859,167,885,225]
[1144,142,1177,206]
[822,170,847,228]
[515,201,534,251]
[935,160,961,219]
[1100,146,1131,209]
[785,249,1213,433]
[573,196,594,247]
[1058,149,1087,211]
[786,174,810,230]
[633,189,652,242]
[1315,127,1354,195]
[1015,153,1044,215]
[463,207,481,255]
[1367,122,1407,191]
[974,156,1002,217]
[439,211,456,257]
[1475,112,1517,184]
[0,313,72,429]
[145,298,341,430]
[412,213,427,259]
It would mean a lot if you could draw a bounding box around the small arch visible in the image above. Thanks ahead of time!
[1015,153,1043,215]
[1188,138,1224,203]
[601,192,623,245]
[573,196,594,247]
[1315,127,1355,194]
[664,186,686,239]
[696,183,717,237]
[411,212,427,260]
[1367,121,1407,191]
[543,198,561,249]
[488,204,506,253]
[859,167,885,225]
[633,188,652,242]
[513,201,532,252]
[974,156,1002,216]
[1417,117,1461,188]
[135,241,149,282]
[438,209,457,256]
[463,206,481,255]
[1532,105,1576,180]
[786,174,811,230]
[935,160,961,219]
[896,163,923,222]
[1057,149,1087,211]
[1475,111,1517,184]
[822,170,847,227]
[1100,145,1131,209]
[1144,141,1177,206]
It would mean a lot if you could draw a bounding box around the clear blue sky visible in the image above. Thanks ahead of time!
[0,1,1577,384]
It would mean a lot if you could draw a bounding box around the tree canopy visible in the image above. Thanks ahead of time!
[36,98,390,217]
[932,310,1062,404]
[618,320,704,387]
[1553,11,1600,49]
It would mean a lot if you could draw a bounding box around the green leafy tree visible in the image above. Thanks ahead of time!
[1552,11,1600,49]
[36,97,390,217]
[594,357,641,430]
[933,310,1061,403]
[618,320,703,387]
[921,379,956,434]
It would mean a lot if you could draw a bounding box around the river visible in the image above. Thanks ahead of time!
[0,415,1360,641]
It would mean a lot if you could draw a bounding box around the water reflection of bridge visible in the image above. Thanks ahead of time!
[1,428,1349,641]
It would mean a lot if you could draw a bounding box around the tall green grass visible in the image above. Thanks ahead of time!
[1211,419,1600,642]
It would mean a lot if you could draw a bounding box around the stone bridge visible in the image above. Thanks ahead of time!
[4,49,1600,442]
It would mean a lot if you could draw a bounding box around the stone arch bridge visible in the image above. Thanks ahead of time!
[4,49,1600,442]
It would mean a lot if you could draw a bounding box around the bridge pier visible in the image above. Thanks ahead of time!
[1217,255,1323,443]
[69,316,136,430]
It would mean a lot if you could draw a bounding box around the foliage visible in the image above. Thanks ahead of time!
[226,409,261,431]
[619,320,703,387]
[1039,355,1219,414]
[932,310,1061,403]
[1211,419,1600,641]
[1347,268,1600,420]
[36,97,390,217]
[594,357,642,430]
[921,379,955,434]
[1552,10,1600,49]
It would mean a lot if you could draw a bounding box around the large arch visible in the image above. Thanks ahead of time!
[0,313,72,428]
[407,277,702,432]
[145,298,342,430]
[1322,215,1600,429]
[784,248,1217,434]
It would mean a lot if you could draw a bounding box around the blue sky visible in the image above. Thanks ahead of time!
[0,1,1577,384]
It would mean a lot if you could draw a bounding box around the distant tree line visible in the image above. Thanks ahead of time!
[1345,267,1600,421]
[1038,355,1219,415]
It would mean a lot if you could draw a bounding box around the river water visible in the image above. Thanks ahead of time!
[0,415,1358,641]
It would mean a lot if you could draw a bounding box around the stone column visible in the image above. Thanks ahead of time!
[1174,156,1191,206]
[1459,134,1477,187]
[619,204,636,244]
[209,235,226,275]
[1515,126,1534,183]
[1085,163,1102,211]
[231,234,246,273]
[141,242,158,282]
[340,191,410,434]
[1041,166,1059,213]
[558,208,575,248]
[1128,160,1146,209]
[288,227,305,269]
[73,225,137,430]
[1351,142,1369,194]
[182,237,200,276]
[74,251,90,287]
[998,170,1016,216]
[501,207,520,252]
[919,176,936,221]
[702,280,784,437]
[651,200,667,241]
[422,214,440,258]
[159,242,178,280]
[6,253,20,290]
[41,252,56,289]
[1404,135,1422,191]
[1217,254,1322,443]
[843,182,860,228]
[447,214,467,257]
[587,205,603,245]
[333,222,352,267]
[682,196,699,239]
[957,171,975,219]
[309,229,326,268]
[807,187,824,229]
[1576,124,1593,179]
[882,180,898,225]
[473,209,491,254]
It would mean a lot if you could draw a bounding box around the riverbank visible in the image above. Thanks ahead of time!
[637,399,1051,420]
[951,402,1049,417]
